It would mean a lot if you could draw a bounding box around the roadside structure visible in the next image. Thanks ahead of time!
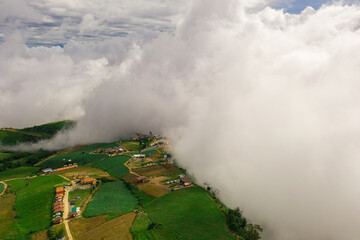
[179,175,192,186]
[136,176,147,183]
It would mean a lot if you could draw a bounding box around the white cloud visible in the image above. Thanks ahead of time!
[1,1,360,239]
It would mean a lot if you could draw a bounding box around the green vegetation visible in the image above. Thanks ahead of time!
[41,153,108,169]
[0,166,39,180]
[0,120,74,146]
[132,213,184,240]
[6,179,28,192]
[69,188,91,207]
[0,194,18,239]
[39,142,124,169]
[0,151,53,172]
[0,152,14,160]
[0,182,4,193]
[14,175,69,236]
[93,155,131,178]
[226,208,262,240]
[119,141,140,151]
[85,181,137,217]
[145,187,235,240]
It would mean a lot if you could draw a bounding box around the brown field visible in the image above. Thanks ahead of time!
[0,194,18,239]
[31,230,48,240]
[132,164,181,177]
[69,212,136,240]
[55,167,110,179]
[138,181,168,197]
[123,173,138,185]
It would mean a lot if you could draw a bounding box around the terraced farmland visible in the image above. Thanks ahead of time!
[84,181,138,217]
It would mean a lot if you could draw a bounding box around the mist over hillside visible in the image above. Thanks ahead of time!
[1,0,360,239]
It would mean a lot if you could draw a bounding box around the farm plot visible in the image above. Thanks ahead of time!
[0,166,39,180]
[70,212,136,240]
[93,155,131,178]
[0,194,19,239]
[145,187,235,240]
[57,167,110,179]
[84,181,137,217]
[69,188,92,207]
[132,165,181,178]
[41,152,108,169]
[14,175,69,236]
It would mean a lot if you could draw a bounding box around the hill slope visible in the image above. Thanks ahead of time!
[0,120,75,146]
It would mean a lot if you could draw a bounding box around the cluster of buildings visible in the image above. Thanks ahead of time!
[68,206,80,218]
[94,146,126,154]
[42,164,78,175]
[53,187,64,224]
[80,178,97,185]
[166,175,192,187]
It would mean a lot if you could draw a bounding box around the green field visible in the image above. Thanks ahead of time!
[119,141,140,151]
[41,153,109,169]
[85,181,138,217]
[93,155,131,178]
[69,188,91,207]
[39,142,125,169]
[132,213,184,240]
[6,179,28,192]
[0,166,40,180]
[0,182,4,193]
[145,187,235,240]
[14,175,69,236]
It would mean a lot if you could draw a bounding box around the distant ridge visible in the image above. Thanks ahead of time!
[0,120,75,146]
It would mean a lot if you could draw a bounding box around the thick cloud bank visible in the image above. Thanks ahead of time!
[1,1,360,239]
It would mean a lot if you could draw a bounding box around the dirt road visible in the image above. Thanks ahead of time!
[125,159,140,177]
[0,181,7,196]
[62,177,75,240]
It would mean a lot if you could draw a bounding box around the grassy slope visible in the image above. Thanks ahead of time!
[39,142,121,169]
[85,181,138,217]
[132,213,184,240]
[93,155,131,178]
[0,194,18,239]
[0,182,4,193]
[6,179,28,192]
[0,166,40,180]
[0,120,75,146]
[145,187,235,240]
[14,175,69,236]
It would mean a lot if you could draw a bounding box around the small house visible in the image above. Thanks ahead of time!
[53,217,62,223]
[68,212,77,218]
[70,200,76,205]
[136,176,147,183]
[42,168,53,174]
